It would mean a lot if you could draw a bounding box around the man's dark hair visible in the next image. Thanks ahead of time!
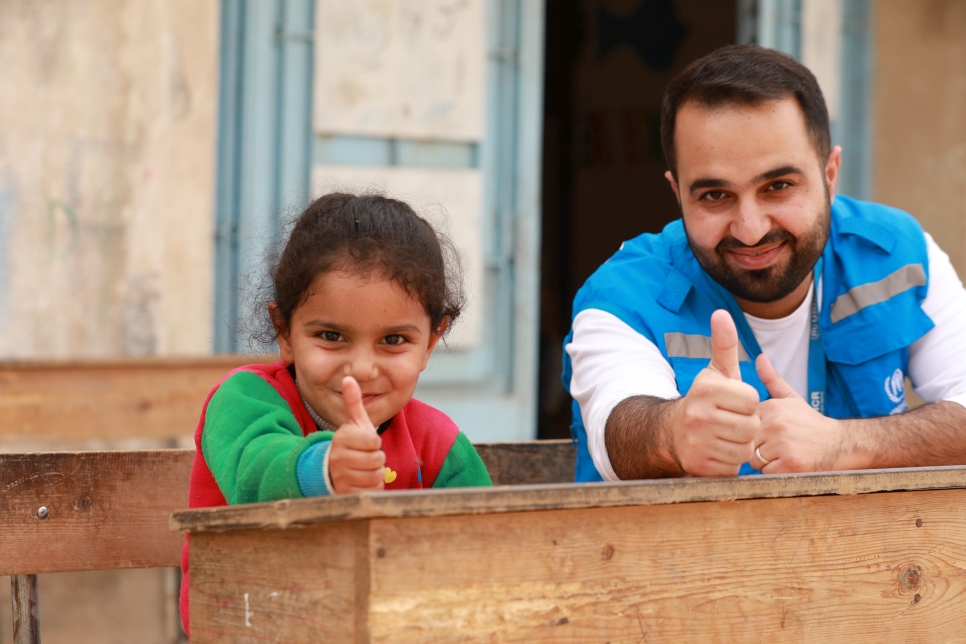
[661,44,831,179]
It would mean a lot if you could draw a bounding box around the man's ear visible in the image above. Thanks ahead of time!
[825,145,842,202]
[665,170,682,203]
[269,302,294,363]
[420,316,449,371]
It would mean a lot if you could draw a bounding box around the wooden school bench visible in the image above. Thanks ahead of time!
[0,356,276,447]
[0,355,274,642]
[1,441,575,643]
[173,467,966,643]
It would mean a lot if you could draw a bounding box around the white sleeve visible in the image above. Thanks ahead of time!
[908,232,966,409]
[565,309,681,481]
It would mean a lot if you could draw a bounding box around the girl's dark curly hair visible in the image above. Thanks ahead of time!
[258,192,465,343]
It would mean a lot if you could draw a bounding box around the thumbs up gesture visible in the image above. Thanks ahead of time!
[754,354,839,473]
[668,310,760,476]
[328,376,386,493]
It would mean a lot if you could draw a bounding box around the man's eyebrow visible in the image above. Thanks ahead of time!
[687,165,805,195]
[688,177,732,194]
[753,165,804,183]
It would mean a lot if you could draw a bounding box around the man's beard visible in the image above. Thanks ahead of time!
[685,200,830,304]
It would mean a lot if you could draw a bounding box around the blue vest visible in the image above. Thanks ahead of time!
[563,196,934,482]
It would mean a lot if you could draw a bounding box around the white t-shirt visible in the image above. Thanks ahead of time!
[566,232,966,481]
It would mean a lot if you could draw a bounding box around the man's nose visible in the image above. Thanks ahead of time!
[730,199,772,247]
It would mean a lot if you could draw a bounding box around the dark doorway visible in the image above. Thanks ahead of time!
[538,0,738,439]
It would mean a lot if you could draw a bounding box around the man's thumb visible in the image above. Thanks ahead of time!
[341,376,374,428]
[709,309,742,380]
[755,353,797,399]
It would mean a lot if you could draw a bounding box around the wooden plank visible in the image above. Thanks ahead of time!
[0,355,276,443]
[11,574,39,644]
[0,450,194,575]
[364,489,966,641]
[475,439,574,485]
[171,465,966,533]
[187,488,966,642]
[188,523,363,643]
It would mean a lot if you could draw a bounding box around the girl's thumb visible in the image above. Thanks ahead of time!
[341,376,373,429]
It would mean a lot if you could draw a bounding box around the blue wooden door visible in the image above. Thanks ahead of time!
[213,0,544,442]
[742,0,872,199]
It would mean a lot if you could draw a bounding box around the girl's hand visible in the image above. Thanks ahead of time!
[328,376,386,493]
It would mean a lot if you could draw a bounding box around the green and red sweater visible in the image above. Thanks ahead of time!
[180,361,491,635]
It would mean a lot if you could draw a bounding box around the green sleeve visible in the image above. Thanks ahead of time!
[202,371,334,504]
[432,432,493,488]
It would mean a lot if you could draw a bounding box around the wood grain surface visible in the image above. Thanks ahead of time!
[0,355,275,443]
[475,439,575,485]
[1,450,194,575]
[187,487,966,642]
[171,465,966,533]
[188,523,364,643]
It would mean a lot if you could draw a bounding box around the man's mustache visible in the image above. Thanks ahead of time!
[716,229,795,253]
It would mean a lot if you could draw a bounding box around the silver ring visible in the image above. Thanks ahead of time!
[755,446,771,466]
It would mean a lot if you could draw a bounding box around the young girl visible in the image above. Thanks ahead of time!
[180,192,492,634]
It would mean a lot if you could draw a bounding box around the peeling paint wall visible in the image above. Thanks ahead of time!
[873,0,966,281]
[0,0,219,358]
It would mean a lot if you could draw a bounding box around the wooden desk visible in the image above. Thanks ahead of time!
[173,467,966,642]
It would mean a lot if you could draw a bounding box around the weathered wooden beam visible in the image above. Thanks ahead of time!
[1,450,194,575]
[0,441,574,576]
[187,483,966,642]
[171,465,966,533]
[475,439,574,485]
[11,574,39,644]
[0,356,275,443]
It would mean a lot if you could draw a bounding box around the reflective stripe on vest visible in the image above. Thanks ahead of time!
[830,264,926,324]
[665,332,751,362]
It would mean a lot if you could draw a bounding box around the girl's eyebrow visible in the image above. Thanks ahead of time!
[302,320,424,335]
[381,324,423,335]
[302,320,344,332]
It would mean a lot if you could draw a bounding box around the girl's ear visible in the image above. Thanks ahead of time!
[420,316,449,371]
[269,302,295,363]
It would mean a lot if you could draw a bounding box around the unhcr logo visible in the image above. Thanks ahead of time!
[885,368,908,414]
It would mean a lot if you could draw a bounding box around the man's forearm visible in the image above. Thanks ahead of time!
[838,401,966,470]
[604,395,686,479]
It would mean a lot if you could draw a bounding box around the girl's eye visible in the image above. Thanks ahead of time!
[383,334,406,346]
[320,331,341,342]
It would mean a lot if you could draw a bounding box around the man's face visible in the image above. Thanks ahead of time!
[666,98,840,317]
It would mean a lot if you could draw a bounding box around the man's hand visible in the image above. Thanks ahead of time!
[328,376,386,493]
[668,310,760,476]
[754,353,843,472]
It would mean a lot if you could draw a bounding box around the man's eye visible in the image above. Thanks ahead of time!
[383,334,406,346]
[701,191,727,202]
[768,180,792,191]
[321,331,341,342]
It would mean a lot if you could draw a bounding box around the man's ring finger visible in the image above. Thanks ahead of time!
[755,446,771,466]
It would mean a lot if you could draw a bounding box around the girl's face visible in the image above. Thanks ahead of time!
[275,271,442,427]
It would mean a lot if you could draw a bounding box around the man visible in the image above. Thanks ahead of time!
[564,44,966,481]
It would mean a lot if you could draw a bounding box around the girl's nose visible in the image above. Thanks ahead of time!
[730,200,772,247]
[344,350,378,381]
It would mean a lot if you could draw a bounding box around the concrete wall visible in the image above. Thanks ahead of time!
[0,0,219,359]
[873,0,966,280]
[0,2,219,641]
